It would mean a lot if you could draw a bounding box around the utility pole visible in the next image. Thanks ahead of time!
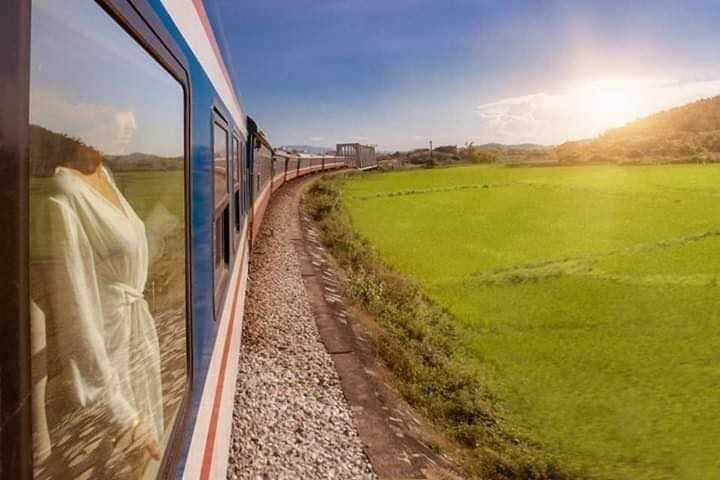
[429,140,433,160]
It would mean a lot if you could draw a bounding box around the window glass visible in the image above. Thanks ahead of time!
[242,142,249,212]
[213,123,228,208]
[238,141,245,214]
[215,216,224,269]
[233,137,241,234]
[28,1,187,478]
[213,123,230,289]
[232,137,239,187]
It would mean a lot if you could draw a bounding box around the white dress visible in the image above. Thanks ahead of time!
[47,165,163,445]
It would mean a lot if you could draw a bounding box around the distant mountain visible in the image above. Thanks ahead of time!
[281,145,333,155]
[105,152,183,171]
[106,152,167,163]
[28,125,184,175]
[477,142,550,151]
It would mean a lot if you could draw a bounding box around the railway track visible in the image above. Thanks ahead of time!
[227,175,461,480]
[226,176,375,480]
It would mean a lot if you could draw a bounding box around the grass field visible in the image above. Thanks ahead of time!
[342,164,720,479]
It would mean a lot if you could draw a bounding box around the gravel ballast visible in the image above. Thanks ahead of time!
[226,178,375,480]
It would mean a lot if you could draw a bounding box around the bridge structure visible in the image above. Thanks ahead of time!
[336,143,378,170]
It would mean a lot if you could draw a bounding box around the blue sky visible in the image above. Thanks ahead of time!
[205,0,720,150]
[31,0,183,157]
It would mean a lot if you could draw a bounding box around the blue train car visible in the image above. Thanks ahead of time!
[0,1,344,479]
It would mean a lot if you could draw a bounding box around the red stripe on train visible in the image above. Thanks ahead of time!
[199,244,246,480]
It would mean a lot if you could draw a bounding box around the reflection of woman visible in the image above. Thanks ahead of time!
[32,126,162,476]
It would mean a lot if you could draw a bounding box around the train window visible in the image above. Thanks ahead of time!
[243,141,251,215]
[232,136,240,188]
[233,136,242,236]
[28,1,187,478]
[213,121,230,294]
[239,140,246,215]
[213,123,229,208]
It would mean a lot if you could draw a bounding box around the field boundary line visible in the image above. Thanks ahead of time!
[347,182,517,200]
[449,225,720,286]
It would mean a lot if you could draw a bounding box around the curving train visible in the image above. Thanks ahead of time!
[0,1,376,479]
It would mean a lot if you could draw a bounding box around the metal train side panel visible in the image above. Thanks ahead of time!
[144,1,248,478]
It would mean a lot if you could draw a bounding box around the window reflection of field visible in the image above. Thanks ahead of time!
[116,170,188,440]
[30,168,186,478]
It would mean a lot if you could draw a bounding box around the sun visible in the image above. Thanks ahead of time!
[571,77,646,128]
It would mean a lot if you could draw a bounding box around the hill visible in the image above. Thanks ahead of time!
[105,152,183,171]
[553,96,720,165]
[29,124,183,175]
[379,142,552,169]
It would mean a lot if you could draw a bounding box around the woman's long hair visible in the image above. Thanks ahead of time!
[30,125,103,177]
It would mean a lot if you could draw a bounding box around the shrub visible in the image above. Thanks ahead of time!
[626,149,644,159]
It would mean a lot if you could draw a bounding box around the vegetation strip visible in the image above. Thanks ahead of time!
[305,176,573,480]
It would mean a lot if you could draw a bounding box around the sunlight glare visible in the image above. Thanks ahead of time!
[571,77,647,128]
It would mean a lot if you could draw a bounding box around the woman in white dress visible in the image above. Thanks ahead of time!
[34,129,163,478]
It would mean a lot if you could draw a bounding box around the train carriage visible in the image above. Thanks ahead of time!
[271,150,292,192]
[0,1,351,479]
[246,118,273,242]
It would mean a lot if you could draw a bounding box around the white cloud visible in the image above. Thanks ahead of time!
[114,111,138,153]
[475,77,720,145]
[308,136,324,142]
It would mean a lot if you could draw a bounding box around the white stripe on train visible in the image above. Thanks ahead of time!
[159,0,246,135]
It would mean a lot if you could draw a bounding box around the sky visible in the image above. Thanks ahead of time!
[30,0,184,157]
[205,0,720,150]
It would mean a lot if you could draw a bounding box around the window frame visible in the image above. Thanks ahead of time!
[212,119,231,215]
[245,137,253,218]
[241,138,248,218]
[231,133,243,249]
[232,135,240,192]
[212,111,231,309]
[92,6,195,478]
[3,0,196,478]
[1,2,32,479]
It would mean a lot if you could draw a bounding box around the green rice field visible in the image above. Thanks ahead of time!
[342,164,720,479]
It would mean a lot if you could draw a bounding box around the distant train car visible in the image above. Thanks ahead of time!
[272,150,292,192]
[246,118,273,241]
[0,1,346,479]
